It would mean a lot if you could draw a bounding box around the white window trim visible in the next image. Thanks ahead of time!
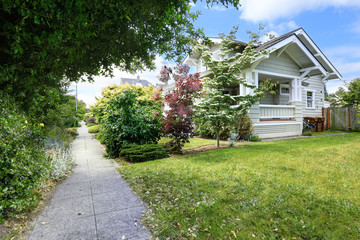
[306,89,316,109]
[280,84,290,95]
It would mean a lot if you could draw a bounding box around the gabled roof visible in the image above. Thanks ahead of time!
[185,28,342,81]
[255,28,341,81]
[120,77,153,87]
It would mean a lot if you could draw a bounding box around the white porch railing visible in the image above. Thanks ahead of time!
[259,104,295,120]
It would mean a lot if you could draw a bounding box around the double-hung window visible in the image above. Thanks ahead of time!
[306,90,316,109]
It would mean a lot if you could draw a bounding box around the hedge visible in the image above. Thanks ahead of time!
[120,144,168,162]
[88,124,101,133]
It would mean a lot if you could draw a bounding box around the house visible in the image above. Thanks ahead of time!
[120,75,153,87]
[183,28,342,138]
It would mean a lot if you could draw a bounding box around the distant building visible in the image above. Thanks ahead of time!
[120,75,153,87]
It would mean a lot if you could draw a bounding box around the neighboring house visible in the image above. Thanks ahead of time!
[183,28,342,138]
[120,75,153,87]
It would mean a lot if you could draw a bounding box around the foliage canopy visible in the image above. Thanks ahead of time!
[1,0,238,112]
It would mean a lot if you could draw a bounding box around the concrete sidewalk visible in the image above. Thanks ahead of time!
[28,124,150,240]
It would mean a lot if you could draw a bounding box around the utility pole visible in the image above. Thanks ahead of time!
[76,81,78,112]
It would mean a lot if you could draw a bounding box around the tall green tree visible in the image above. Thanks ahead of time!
[327,87,347,107]
[1,0,238,113]
[342,78,360,107]
[194,28,274,147]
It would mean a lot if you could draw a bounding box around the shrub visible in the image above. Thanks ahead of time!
[63,116,80,128]
[303,131,312,136]
[102,89,162,158]
[0,96,49,217]
[88,124,101,133]
[65,128,79,137]
[120,144,168,162]
[86,117,96,125]
[46,142,75,181]
[96,130,105,143]
[249,134,262,142]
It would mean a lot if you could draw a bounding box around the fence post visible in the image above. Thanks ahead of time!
[327,107,330,130]
[348,107,351,130]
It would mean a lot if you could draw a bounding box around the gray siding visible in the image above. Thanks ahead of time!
[255,51,301,76]
[302,75,325,117]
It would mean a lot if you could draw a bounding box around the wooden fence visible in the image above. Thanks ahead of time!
[323,107,360,131]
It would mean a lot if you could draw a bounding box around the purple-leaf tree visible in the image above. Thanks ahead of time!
[160,65,203,153]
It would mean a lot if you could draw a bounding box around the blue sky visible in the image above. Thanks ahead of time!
[73,0,360,106]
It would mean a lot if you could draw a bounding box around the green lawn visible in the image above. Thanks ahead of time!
[311,129,342,136]
[118,133,360,239]
[158,137,229,150]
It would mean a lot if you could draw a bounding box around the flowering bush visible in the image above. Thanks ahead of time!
[86,117,96,125]
[0,95,49,217]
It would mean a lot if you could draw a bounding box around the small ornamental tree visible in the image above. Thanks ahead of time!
[161,65,203,152]
[194,28,274,147]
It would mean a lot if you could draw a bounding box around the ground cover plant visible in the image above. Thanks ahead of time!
[119,133,360,239]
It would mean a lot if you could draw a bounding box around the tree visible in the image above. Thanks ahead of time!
[160,65,203,152]
[194,28,274,147]
[89,84,161,123]
[102,88,162,158]
[1,0,238,113]
[342,78,360,107]
[327,87,347,107]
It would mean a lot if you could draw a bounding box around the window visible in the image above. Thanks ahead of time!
[280,84,289,95]
[306,90,315,109]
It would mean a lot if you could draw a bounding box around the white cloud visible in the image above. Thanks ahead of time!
[240,0,360,22]
[258,21,299,43]
[69,55,175,107]
[260,31,279,43]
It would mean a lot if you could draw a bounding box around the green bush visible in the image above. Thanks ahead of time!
[88,124,101,133]
[65,128,79,137]
[96,130,105,143]
[102,89,162,158]
[303,131,312,136]
[63,116,80,128]
[120,144,168,162]
[249,134,262,142]
[0,96,49,218]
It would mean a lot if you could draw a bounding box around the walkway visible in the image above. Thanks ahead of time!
[28,124,150,240]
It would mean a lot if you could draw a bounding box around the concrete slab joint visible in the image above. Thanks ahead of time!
[28,123,151,240]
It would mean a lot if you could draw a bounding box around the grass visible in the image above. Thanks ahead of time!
[118,133,360,239]
[311,129,342,136]
[158,137,229,150]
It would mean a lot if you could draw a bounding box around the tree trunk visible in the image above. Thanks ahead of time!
[216,129,220,148]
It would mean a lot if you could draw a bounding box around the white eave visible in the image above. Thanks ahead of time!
[255,28,342,81]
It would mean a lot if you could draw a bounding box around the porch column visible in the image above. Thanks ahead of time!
[290,78,303,122]
[290,78,302,102]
